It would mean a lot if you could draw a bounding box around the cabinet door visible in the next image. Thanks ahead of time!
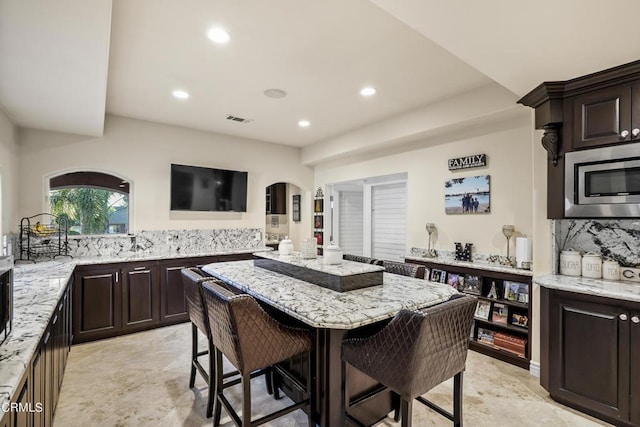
[572,84,632,149]
[272,183,287,214]
[160,261,189,324]
[631,311,640,425]
[11,371,31,427]
[121,264,159,330]
[549,294,629,422]
[0,411,8,427]
[73,267,121,343]
[31,331,49,427]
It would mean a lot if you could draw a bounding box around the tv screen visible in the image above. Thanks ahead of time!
[170,164,248,212]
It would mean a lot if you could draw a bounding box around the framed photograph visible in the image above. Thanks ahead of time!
[511,313,529,328]
[474,300,491,320]
[430,269,447,283]
[314,231,323,246]
[292,195,301,222]
[446,273,461,289]
[504,281,529,303]
[477,327,494,345]
[444,175,490,214]
[491,303,508,324]
[314,215,323,229]
[463,274,482,295]
[314,198,324,213]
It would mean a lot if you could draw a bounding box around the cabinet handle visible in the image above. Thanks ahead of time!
[633,128,640,137]
[133,266,146,271]
[632,316,640,324]
[619,314,628,321]
[620,130,630,138]
[115,272,119,282]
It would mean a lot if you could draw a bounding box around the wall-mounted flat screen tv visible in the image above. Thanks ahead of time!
[170,164,248,212]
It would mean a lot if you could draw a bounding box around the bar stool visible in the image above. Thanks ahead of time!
[343,254,383,265]
[341,295,477,427]
[201,280,314,427]
[380,260,426,279]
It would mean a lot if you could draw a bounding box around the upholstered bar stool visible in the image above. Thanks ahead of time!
[341,295,477,427]
[343,254,383,265]
[202,280,314,427]
[381,260,426,279]
[182,267,218,417]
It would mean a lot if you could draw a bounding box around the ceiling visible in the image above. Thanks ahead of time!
[2,0,640,147]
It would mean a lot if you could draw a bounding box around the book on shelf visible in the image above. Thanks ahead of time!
[477,327,494,345]
[474,300,491,320]
[504,281,529,304]
[493,332,527,357]
[491,303,508,324]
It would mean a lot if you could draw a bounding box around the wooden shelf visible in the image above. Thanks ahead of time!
[474,318,528,335]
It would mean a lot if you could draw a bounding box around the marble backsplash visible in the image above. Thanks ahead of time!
[553,219,640,270]
[12,228,263,261]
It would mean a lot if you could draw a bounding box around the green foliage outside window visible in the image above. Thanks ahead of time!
[50,188,128,235]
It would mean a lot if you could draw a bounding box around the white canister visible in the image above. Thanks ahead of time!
[323,242,343,265]
[278,237,294,255]
[559,249,582,276]
[602,259,620,281]
[581,252,602,279]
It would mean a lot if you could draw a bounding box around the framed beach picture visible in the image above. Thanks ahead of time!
[444,175,490,214]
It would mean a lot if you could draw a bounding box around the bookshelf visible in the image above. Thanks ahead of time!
[409,259,532,369]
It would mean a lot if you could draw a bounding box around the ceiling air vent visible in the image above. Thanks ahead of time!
[225,114,253,124]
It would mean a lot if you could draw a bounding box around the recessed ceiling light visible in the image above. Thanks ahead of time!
[298,120,310,128]
[360,87,376,96]
[172,90,190,99]
[264,88,287,99]
[207,27,230,44]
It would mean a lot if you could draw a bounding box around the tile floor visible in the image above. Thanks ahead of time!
[53,323,611,426]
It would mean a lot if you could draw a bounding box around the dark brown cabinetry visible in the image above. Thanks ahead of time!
[73,266,121,343]
[11,371,31,427]
[541,288,639,427]
[121,263,159,330]
[266,183,287,215]
[518,60,640,218]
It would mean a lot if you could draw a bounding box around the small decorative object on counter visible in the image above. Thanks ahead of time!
[602,259,620,281]
[323,242,343,265]
[515,236,532,269]
[559,249,582,276]
[502,224,515,260]
[487,281,498,299]
[581,252,602,279]
[278,236,294,255]
[425,223,437,258]
[301,238,317,259]
[455,242,473,261]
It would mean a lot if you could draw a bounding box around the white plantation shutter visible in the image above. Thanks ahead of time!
[338,191,363,255]
[371,182,406,261]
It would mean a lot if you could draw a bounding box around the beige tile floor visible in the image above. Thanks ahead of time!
[54,323,611,427]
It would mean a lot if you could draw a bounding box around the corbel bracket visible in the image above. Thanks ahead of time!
[541,124,561,166]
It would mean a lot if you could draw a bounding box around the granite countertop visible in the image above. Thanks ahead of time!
[0,246,271,409]
[255,251,384,276]
[404,255,534,277]
[202,260,458,330]
[534,274,640,303]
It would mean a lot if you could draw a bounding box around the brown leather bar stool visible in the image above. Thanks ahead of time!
[341,295,477,427]
[343,254,383,265]
[182,267,218,418]
[380,260,426,279]
[202,280,314,427]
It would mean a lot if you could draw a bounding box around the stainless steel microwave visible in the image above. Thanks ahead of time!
[565,144,640,217]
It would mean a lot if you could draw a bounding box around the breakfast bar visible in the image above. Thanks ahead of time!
[201,257,458,426]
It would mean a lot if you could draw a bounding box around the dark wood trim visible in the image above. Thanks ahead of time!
[50,171,130,194]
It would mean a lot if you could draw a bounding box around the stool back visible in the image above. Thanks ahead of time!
[181,267,211,337]
[343,254,383,265]
[342,295,477,400]
[381,260,426,279]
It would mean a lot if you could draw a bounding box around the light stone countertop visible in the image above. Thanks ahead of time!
[202,260,458,330]
[255,251,384,276]
[404,255,534,277]
[0,247,271,410]
[534,274,640,303]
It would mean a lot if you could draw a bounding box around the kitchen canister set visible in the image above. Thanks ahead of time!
[559,249,620,280]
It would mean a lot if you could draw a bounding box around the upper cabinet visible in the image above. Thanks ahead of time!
[518,60,640,219]
[570,83,640,149]
[266,183,287,215]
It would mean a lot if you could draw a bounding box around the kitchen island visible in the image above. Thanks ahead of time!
[202,258,458,426]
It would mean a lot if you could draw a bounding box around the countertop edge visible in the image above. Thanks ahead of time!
[534,274,640,303]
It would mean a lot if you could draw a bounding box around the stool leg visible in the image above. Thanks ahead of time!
[213,349,223,427]
[206,338,215,418]
[401,398,412,427]
[265,366,274,395]
[242,374,252,427]
[189,323,197,388]
[453,372,463,427]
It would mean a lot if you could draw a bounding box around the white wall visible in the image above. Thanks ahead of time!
[16,115,314,233]
[0,109,18,236]
[314,118,533,256]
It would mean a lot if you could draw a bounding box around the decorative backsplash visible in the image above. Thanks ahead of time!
[553,219,640,270]
[12,228,263,261]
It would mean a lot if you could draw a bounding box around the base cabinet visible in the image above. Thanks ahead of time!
[542,288,639,427]
[121,263,159,330]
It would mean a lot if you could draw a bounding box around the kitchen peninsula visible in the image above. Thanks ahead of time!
[201,256,458,427]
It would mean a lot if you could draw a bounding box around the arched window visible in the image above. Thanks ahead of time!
[49,171,130,235]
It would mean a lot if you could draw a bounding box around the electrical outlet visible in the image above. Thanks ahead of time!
[254,232,262,241]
